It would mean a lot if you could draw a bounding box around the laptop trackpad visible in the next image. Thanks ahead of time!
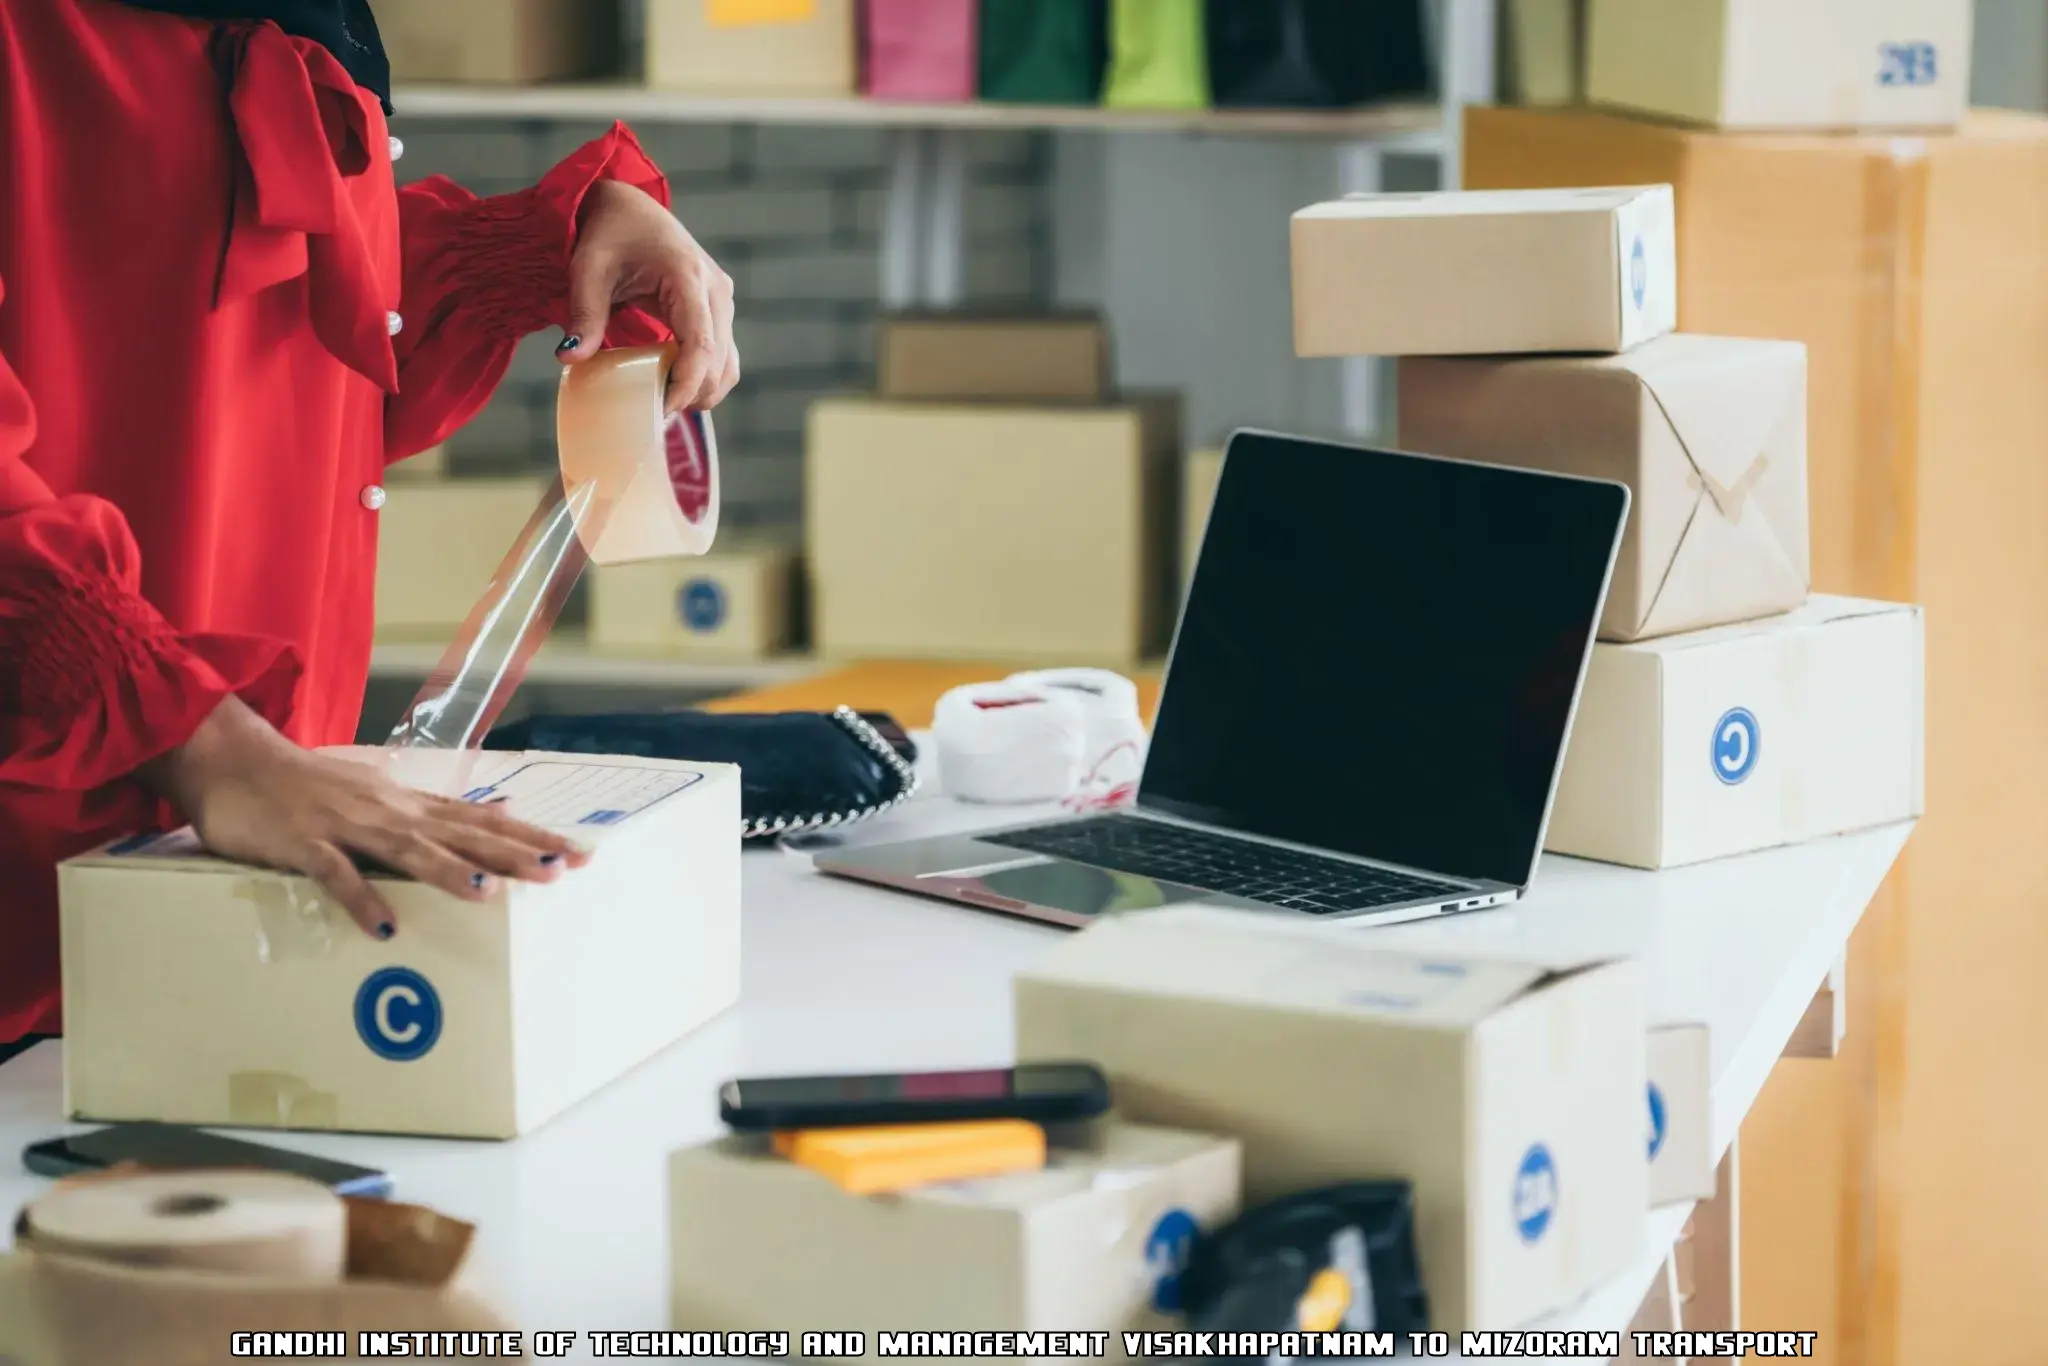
[943,858,1211,916]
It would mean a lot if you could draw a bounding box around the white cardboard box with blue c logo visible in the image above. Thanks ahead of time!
[1546,595,1924,870]
[1015,912,1648,1332]
[1646,1023,1714,1207]
[57,748,742,1140]
[669,1120,1239,1360]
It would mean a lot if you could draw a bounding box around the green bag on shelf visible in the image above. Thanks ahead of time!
[979,0,1107,104]
[1101,0,1210,109]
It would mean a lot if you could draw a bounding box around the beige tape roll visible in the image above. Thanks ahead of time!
[21,1171,349,1280]
[557,341,721,566]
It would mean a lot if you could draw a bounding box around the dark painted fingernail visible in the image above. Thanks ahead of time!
[540,853,562,867]
[556,334,581,355]
[376,923,396,941]
[470,871,488,889]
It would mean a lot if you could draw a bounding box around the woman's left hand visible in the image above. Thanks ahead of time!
[557,180,740,413]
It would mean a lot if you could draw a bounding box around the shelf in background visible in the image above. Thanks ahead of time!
[369,639,821,692]
[391,84,1446,143]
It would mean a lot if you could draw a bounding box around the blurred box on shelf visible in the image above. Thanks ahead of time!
[806,397,1180,665]
[671,1121,1240,1360]
[1500,0,1585,105]
[59,749,741,1140]
[589,539,798,659]
[1291,186,1676,357]
[1462,105,2048,602]
[1181,448,1222,589]
[645,0,858,95]
[375,477,547,637]
[1586,0,1972,131]
[376,0,620,83]
[862,0,978,102]
[1549,596,1924,870]
[878,314,1112,404]
[1399,334,1809,642]
[386,444,448,483]
[1647,1023,1713,1207]
[1015,911,1647,1332]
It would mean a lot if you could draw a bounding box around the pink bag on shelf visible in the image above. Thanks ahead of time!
[863,0,979,101]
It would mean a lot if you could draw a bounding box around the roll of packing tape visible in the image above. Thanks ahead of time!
[1007,669,1148,796]
[935,682,1088,805]
[556,342,720,566]
[22,1171,349,1280]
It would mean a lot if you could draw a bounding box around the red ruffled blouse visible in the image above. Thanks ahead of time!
[0,0,671,1041]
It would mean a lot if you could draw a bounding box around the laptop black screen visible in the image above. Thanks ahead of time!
[1140,433,1628,890]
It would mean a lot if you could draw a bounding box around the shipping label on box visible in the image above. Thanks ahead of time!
[1015,912,1648,1332]
[1400,335,1810,642]
[590,542,796,658]
[1548,596,1925,869]
[1292,185,1676,357]
[58,749,742,1140]
[671,1121,1240,1361]
[1587,0,1973,131]
[1647,1023,1714,1207]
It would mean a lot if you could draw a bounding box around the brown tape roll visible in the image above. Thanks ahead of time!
[20,1171,348,1280]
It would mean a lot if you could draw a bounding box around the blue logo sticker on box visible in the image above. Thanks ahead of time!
[1648,1082,1668,1161]
[354,967,443,1062]
[1144,1208,1199,1312]
[1878,42,1939,87]
[678,578,727,633]
[1630,237,1648,310]
[1514,1144,1558,1244]
[1712,707,1760,786]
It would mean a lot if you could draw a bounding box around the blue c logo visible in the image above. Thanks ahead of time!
[1514,1144,1558,1244]
[1630,238,1648,309]
[678,578,726,633]
[1648,1083,1668,1161]
[1712,707,1760,785]
[1144,1209,1199,1312]
[354,968,442,1062]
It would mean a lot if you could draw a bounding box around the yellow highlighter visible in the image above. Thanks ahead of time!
[774,1120,1047,1196]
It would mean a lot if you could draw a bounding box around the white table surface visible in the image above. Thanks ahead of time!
[0,778,1911,1365]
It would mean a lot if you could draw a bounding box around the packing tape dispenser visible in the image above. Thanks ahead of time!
[387,343,720,750]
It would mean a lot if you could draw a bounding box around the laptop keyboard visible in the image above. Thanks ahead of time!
[981,815,1470,916]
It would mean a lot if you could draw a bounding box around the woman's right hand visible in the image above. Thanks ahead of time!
[138,698,591,941]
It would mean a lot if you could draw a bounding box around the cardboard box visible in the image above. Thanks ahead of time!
[878,314,1112,405]
[1399,334,1810,642]
[1181,448,1222,590]
[1014,912,1648,1332]
[1502,0,1586,106]
[58,749,741,1140]
[806,398,1180,665]
[1549,596,1923,869]
[376,0,620,83]
[1647,1024,1714,1207]
[589,540,797,658]
[645,0,857,95]
[1587,0,1972,131]
[386,444,448,483]
[1291,186,1677,357]
[375,478,546,637]
[671,1121,1241,1360]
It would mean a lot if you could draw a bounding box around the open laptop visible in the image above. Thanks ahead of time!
[817,430,1630,929]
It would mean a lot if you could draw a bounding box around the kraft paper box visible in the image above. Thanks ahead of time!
[671,1121,1241,1363]
[1015,913,1648,1332]
[1548,596,1925,870]
[807,397,1180,665]
[58,749,741,1140]
[377,0,620,83]
[1502,0,1585,106]
[590,539,797,658]
[375,477,547,636]
[1181,448,1222,590]
[1292,187,1676,358]
[880,314,1111,405]
[1399,334,1810,642]
[386,443,448,482]
[646,0,857,95]
[1647,1024,1714,1207]
[1587,0,1972,131]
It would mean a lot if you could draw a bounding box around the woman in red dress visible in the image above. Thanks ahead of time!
[0,0,741,1056]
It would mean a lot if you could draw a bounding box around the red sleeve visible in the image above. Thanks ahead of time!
[0,277,300,793]
[385,122,675,463]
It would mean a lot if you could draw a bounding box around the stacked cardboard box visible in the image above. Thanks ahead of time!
[806,314,1182,666]
[375,0,621,84]
[374,476,549,639]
